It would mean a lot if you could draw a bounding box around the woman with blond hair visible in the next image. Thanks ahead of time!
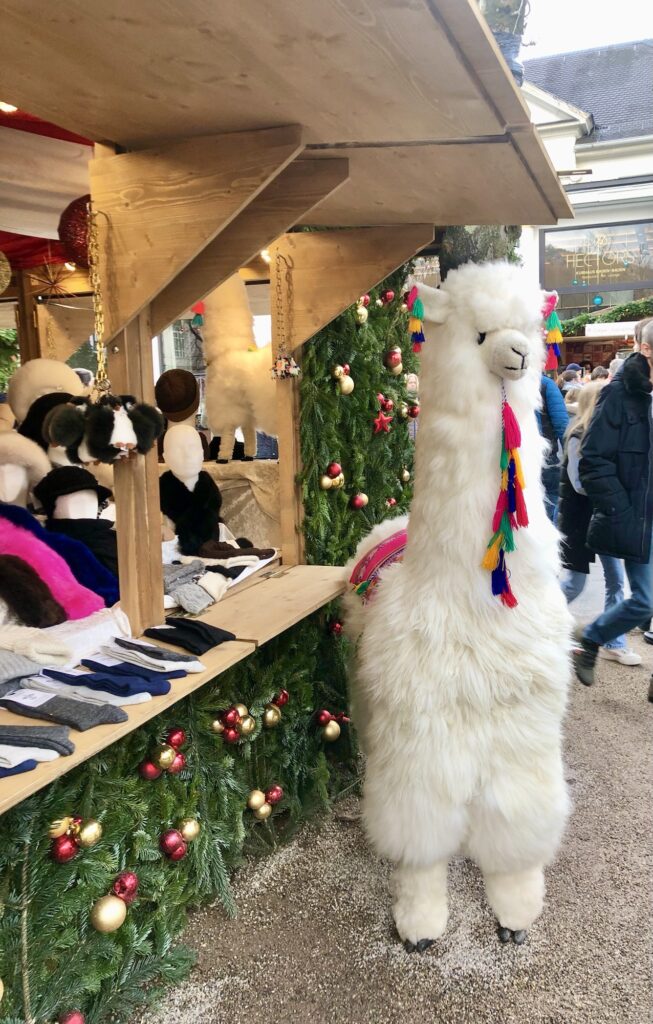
[557,381,641,666]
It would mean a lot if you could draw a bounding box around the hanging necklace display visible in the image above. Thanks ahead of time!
[270,250,300,380]
[87,200,112,399]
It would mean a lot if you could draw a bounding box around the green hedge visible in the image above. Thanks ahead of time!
[561,297,653,337]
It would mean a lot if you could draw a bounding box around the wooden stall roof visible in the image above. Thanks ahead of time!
[0,565,346,817]
[0,0,571,225]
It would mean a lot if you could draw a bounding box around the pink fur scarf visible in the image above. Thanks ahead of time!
[0,517,103,621]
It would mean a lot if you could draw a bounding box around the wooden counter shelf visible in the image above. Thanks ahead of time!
[0,564,346,817]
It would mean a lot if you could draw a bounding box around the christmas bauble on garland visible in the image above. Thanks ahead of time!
[179,817,201,842]
[50,834,79,864]
[112,871,139,904]
[350,493,369,510]
[58,1011,85,1024]
[90,894,127,933]
[49,814,102,860]
[160,829,187,860]
[262,703,282,728]
[214,703,257,741]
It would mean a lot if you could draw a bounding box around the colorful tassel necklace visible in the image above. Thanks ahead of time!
[481,388,528,607]
[406,286,425,353]
[543,291,562,371]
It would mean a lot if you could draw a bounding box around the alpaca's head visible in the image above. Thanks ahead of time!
[417,262,545,383]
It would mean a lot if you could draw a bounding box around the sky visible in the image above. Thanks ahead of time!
[522,0,653,57]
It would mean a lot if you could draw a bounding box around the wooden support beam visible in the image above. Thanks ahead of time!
[275,370,304,567]
[14,270,41,362]
[108,308,165,634]
[269,225,435,351]
[90,125,304,342]
[151,158,349,335]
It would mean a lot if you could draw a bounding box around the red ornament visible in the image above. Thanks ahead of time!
[330,621,344,637]
[342,363,350,375]
[138,760,162,781]
[273,689,290,707]
[316,709,333,727]
[168,751,187,774]
[112,871,139,905]
[222,707,240,727]
[165,728,187,750]
[382,398,394,413]
[326,461,342,479]
[386,497,397,507]
[57,194,91,269]
[222,726,240,744]
[168,841,188,862]
[160,829,185,858]
[385,347,403,369]
[350,493,368,510]
[360,294,370,307]
[50,834,79,863]
[373,410,393,434]
[265,785,284,806]
[382,289,395,304]
[58,1012,85,1024]
[408,403,420,419]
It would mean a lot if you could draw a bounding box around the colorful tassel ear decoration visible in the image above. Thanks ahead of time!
[482,389,528,608]
[406,288,426,353]
[542,292,562,371]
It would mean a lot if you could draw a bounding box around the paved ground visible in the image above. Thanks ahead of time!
[139,568,652,1024]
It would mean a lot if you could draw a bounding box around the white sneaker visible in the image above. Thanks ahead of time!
[599,647,642,666]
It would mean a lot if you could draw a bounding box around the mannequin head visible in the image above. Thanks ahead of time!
[0,464,29,504]
[33,466,112,521]
[0,432,51,506]
[52,489,99,520]
[163,424,203,487]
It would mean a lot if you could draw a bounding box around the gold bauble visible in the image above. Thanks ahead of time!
[211,718,225,734]
[331,364,345,379]
[322,719,341,742]
[355,304,368,325]
[333,472,346,489]
[358,493,369,507]
[397,402,409,419]
[390,363,403,376]
[319,475,333,491]
[253,801,272,821]
[48,816,74,839]
[90,894,127,933]
[233,702,249,719]
[237,714,256,737]
[262,704,282,728]
[247,789,267,811]
[338,375,355,396]
[401,468,411,483]
[0,976,3,1003]
[154,744,177,770]
[179,817,201,842]
[77,819,103,848]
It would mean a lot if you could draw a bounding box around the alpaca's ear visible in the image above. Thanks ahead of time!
[417,283,450,325]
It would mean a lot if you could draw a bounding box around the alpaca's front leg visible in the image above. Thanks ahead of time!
[483,865,544,944]
[392,860,449,952]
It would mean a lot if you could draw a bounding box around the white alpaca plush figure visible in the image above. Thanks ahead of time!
[202,273,277,459]
[343,261,573,951]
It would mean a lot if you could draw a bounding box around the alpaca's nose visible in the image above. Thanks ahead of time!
[511,346,528,369]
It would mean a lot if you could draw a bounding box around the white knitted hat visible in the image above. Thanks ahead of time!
[7,358,85,424]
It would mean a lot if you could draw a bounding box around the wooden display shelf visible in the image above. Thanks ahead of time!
[0,564,346,817]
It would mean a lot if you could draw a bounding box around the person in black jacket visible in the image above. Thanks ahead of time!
[572,327,653,691]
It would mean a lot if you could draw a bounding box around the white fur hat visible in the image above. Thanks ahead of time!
[0,431,51,485]
[7,358,85,424]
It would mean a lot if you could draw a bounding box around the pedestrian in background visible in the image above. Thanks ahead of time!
[538,369,569,522]
[591,366,609,381]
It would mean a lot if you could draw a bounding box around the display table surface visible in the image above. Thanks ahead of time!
[0,564,345,817]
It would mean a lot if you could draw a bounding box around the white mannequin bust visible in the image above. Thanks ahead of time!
[0,464,29,505]
[163,424,203,491]
[53,490,99,520]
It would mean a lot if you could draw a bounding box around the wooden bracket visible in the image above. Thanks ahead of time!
[269,224,435,351]
[151,157,349,335]
[90,125,304,341]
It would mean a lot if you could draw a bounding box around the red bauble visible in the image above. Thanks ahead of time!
[168,841,188,862]
[342,363,350,375]
[168,752,187,774]
[382,289,395,304]
[386,497,397,507]
[222,726,240,744]
[222,707,240,727]
[316,709,333,727]
[160,829,185,858]
[350,493,368,510]
[382,398,394,413]
[112,871,139,905]
[165,728,187,750]
[273,689,290,707]
[138,759,163,781]
[360,294,370,307]
[265,785,284,806]
[385,348,403,369]
[326,461,342,479]
[50,834,79,863]
[57,194,91,269]
[408,404,420,419]
[330,621,344,637]
[58,1011,85,1024]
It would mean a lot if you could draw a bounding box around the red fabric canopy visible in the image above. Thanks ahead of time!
[0,230,66,270]
[0,110,92,146]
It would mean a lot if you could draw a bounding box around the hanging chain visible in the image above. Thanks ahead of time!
[271,251,300,379]
[86,200,111,397]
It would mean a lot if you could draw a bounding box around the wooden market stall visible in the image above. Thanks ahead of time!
[0,0,571,815]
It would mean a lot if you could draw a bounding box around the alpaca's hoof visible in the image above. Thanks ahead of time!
[497,925,528,945]
[403,938,435,954]
[513,929,527,945]
[404,940,415,953]
[497,926,512,943]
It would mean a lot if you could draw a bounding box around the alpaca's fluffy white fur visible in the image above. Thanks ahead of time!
[343,261,573,943]
[202,274,277,458]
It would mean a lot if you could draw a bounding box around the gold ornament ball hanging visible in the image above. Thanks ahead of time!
[397,402,409,419]
[48,816,74,839]
[355,304,368,325]
[0,976,3,1003]
[331,364,345,379]
[319,475,334,491]
[390,362,403,377]
[233,703,249,719]
[322,719,342,743]
[179,818,201,842]
[154,744,178,770]
[247,789,267,811]
[211,718,225,734]
[338,375,355,396]
[77,819,103,848]
[237,714,256,737]
[263,704,282,728]
[401,468,411,483]
[90,894,127,933]
[253,802,273,821]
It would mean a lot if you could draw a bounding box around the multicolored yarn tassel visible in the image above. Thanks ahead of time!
[542,291,562,371]
[406,285,425,353]
[481,392,528,608]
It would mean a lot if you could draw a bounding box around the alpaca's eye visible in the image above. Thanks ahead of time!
[477,332,487,345]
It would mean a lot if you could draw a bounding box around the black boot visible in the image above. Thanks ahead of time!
[648,677,653,704]
[572,633,599,686]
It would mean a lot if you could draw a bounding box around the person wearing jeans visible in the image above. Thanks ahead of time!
[573,326,653,694]
[538,371,569,523]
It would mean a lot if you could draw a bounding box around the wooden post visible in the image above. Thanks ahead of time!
[14,270,41,362]
[275,369,304,567]
[108,308,164,634]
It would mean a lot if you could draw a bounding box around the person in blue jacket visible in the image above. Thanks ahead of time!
[537,371,570,523]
